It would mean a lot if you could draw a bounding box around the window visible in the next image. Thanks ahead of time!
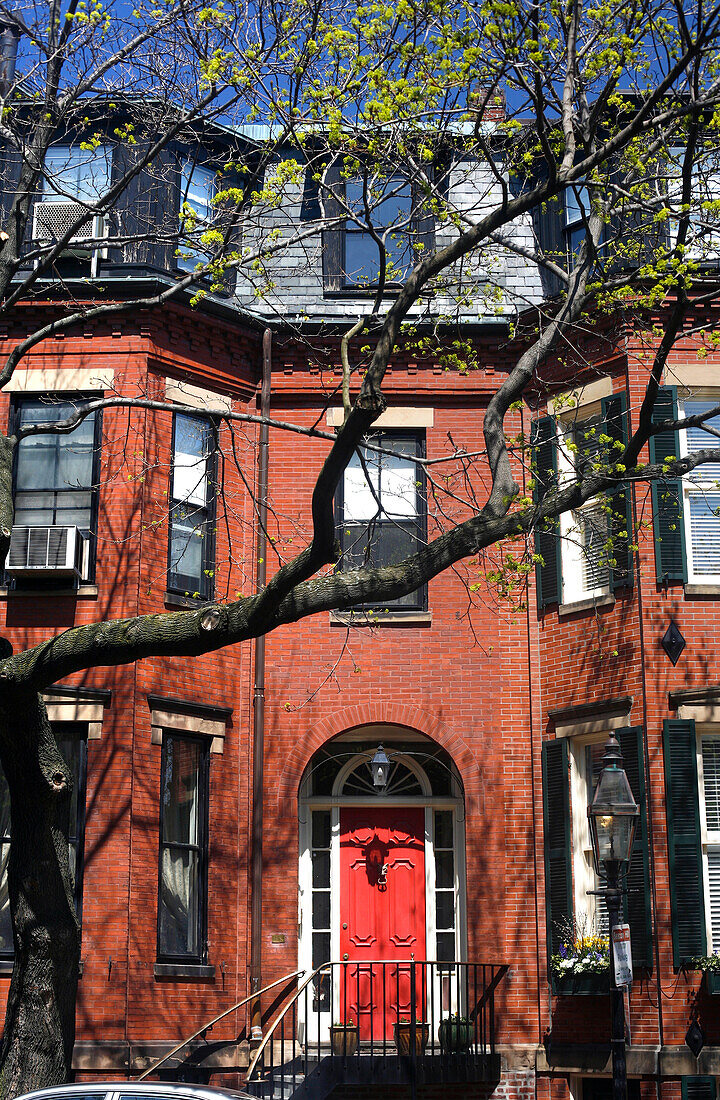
[570,737,609,938]
[564,184,606,265]
[557,415,611,604]
[310,810,331,1010]
[11,397,100,581]
[178,162,216,272]
[43,145,112,204]
[434,810,457,962]
[168,413,216,599]
[699,730,720,951]
[336,431,426,611]
[534,393,632,609]
[680,396,720,582]
[344,177,413,287]
[667,146,720,262]
[157,733,209,962]
[0,723,87,958]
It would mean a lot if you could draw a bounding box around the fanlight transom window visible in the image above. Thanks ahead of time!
[340,755,424,797]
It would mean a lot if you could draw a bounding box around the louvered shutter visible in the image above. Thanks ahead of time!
[701,737,720,947]
[542,739,573,961]
[532,416,561,609]
[664,719,707,965]
[616,726,653,968]
[532,183,565,298]
[682,1079,716,1100]
[112,141,154,265]
[649,386,687,584]
[321,158,344,293]
[601,392,634,590]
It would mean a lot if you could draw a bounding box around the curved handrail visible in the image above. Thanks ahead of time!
[245,964,331,1084]
[135,969,304,1081]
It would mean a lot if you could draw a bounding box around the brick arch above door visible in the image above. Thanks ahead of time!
[276,702,483,815]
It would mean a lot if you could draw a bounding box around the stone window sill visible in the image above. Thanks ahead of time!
[0,585,98,599]
[557,593,615,618]
[330,610,432,627]
[685,584,720,598]
[0,958,83,976]
[154,962,215,980]
[164,590,212,610]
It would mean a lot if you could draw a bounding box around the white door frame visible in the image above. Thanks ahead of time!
[298,784,466,1043]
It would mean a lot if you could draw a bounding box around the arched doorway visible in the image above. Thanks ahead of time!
[298,727,466,1042]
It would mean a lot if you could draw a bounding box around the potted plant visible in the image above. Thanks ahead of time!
[393,1017,430,1055]
[439,1013,472,1052]
[550,929,611,995]
[691,953,720,994]
[330,1018,359,1056]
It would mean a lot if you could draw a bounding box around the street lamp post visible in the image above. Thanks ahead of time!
[587,734,640,1100]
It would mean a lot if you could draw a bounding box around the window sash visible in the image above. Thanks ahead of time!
[342,177,414,287]
[157,733,209,963]
[178,162,216,272]
[337,432,426,611]
[43,146,112,203]
[680,397,720,582]
[168,413,215,598]
[557,417,611,603]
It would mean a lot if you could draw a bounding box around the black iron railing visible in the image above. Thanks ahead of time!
[245,960,508,1097]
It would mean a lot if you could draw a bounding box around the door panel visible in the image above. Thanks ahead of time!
[340,806,426,1038]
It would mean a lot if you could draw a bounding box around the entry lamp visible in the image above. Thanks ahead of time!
[587,733,639,873]
[370,744,391,791]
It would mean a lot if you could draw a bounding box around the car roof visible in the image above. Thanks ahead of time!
[18,1085,253,1100]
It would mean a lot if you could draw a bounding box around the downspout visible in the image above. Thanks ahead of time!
[250,328,272,1039]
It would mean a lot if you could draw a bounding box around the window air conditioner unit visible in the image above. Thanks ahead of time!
[6,525,87,580]
[32,201,108,274]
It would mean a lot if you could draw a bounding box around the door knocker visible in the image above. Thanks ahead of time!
[377,863,389,891]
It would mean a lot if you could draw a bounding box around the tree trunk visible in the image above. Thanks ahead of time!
[0,690,79,1099]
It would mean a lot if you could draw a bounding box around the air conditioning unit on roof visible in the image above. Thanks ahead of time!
[6,525,87,580]
[32,201,108,275]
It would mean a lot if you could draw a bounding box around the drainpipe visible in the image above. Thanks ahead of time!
[0,20,19,97]
[250,328,271,1039]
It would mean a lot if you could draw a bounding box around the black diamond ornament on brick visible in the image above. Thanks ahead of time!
[662,620,686,666]
[686,1019,705,1058]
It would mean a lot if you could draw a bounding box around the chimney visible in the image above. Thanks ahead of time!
[0,20,20,97]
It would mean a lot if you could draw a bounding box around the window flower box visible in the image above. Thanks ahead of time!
[706,972,720,995]
[553,970,611,996]
[551,931,610,995]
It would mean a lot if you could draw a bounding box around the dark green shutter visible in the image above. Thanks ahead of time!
[649,386,687,584]
[682,1080,716,1100]
[532,185,566,298]
[321,158,344,292]
[663,719,706,965]
[601,392,634,590]
[532,416,561,609]
[616,726,653,968]
[542,739,573,960]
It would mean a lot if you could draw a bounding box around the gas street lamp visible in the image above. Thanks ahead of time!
[587,733,639,1100]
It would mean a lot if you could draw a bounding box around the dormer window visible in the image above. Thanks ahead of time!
[178,161,216,272]
[42,145,112,204]
[343,177,413,287]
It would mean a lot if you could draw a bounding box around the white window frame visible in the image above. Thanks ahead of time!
[697,725,720,952]
[678,391,720,583]
[570,732,610,937]
[556,412,611,605]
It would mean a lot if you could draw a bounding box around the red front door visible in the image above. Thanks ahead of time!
[339,806,426,1039]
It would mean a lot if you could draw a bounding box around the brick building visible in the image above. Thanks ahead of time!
[1,118,720,1100]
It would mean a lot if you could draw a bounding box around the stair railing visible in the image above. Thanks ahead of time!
[245,964,331,1092]
[135,968,305,1081]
